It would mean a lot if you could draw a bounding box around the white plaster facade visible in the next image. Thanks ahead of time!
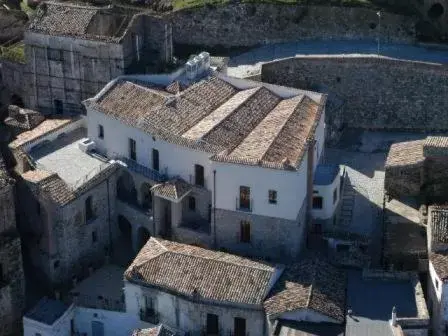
[428,260,448,336]
[84,71,329,260]
[23,304,75,336]
[311,170,341,221]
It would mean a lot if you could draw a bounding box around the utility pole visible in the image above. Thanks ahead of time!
[377,11,381,57]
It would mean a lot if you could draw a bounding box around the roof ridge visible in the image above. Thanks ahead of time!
[182,86,260,141]
[168,247,275,272]
[260,95,305,163]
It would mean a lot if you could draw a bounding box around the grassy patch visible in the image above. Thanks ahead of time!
[20,1,35,16]
[0,42,25,64]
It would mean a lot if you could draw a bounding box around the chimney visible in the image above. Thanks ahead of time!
[390,306,397,326]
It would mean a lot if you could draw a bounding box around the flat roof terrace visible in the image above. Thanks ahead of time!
[28,127,109,188]
[346,270,419,336]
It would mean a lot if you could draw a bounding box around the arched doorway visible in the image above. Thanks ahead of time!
[140,183,152,210]
[116,171,137,205]
[118,215,132,241]
[136,227,150,251]
[11,94,24,107]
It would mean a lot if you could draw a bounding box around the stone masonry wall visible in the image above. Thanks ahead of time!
[262,56,448,132]
[214,199,307,262]
[168,4,416,48]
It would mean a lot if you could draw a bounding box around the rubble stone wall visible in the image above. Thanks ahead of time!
[261,56,448,133]
[168,4,416,48]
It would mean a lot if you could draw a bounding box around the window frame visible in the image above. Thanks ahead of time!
[129,138,137,161]
[239,186,251,210]
[312,196,323,209]
[240,220,251,243]
[188,196,196,211]
[98,125,104,139]
[194,164,205,187]
[268,190,277,204]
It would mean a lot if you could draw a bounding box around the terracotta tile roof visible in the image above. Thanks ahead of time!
[430,251,448,281]
[9,118,76,149]
[21,169,53,183]
[429,206,448,247]
[264,258,346,323]
[91,76,326,170]
[125,238,277,306]
[423,136,448,157]
[385,140,424,168]
[23,163,119,206]
[151,178,192,201]
[28,2,136,42]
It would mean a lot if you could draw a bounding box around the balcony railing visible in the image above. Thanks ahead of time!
[236,198,253,212]
[140,309,159,324]
[113,156,167,182]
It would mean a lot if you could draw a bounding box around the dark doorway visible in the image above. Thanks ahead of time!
[11,94,24,107]
[234,317,246,336]
[206,313,219,335]
[137,227,150,250]
[118,215,132,240]
[117,171,137,205]
[54,99,63,115]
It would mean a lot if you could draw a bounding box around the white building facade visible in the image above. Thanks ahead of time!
[84,68,328,261]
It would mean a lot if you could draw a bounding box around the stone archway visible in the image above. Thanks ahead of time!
[11,94,24,107]
[136,226,150,251]
[116,170,137,205]
[428,3,444,18]
[140,182,152,210]
[118,215,132,241]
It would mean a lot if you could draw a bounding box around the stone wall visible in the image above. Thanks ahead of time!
[0,9,27,43]
[262,56,448,134]
[0,182,25,336]
[214,199,307,261]
[168,4,416,49]
[0,60,25,110]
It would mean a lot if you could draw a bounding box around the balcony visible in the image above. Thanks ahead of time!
[140,308,159,324]
[114,156,167,182]
[236,198,253,212]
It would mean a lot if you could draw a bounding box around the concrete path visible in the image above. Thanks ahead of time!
[228,40,448,77]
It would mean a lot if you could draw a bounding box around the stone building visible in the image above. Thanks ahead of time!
[385,136,448,202]
[84,64,331,262]
[0,156,26,336]
[17,1,172,115]
[8,116,121,288]
[124,237,346,336]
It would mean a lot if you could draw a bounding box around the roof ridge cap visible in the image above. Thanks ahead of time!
[184,86,261,141]
[167,247,275,272]
[259,94,305,163]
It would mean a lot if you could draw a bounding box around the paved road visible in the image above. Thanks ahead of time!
[228,40,448,77]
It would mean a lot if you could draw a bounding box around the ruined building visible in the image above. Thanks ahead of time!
[6,1,172,115]
[0,156,25,336]
[385,136,448,202]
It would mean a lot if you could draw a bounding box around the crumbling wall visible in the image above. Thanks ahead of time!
[168,4,416,49]
[262,56,448,133]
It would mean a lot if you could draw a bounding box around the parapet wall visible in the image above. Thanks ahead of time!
[261,56,448,132]
[169,4,416,48]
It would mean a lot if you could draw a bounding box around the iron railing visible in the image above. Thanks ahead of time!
[113,156,167,182]
[235,197,253,212]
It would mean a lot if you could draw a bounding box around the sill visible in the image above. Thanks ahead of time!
[236,207,252,213]
[269,202,277,205]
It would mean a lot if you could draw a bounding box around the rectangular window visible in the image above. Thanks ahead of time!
[269,190,277,204]
[54,99,63,115]
[98,125,104,139]
[194,164,204,187]
[48,49,62,61]
[240,220,251,243]
[333,188,338,204]
[239,186,251,210]
[234,317,246,336]
[92,230,97,243]
[312,196,323,209]
[85,196,94,222]
[152,149,159,171]
[206,314,219,335]
[129,138,136,161]
[188,196,196,211]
